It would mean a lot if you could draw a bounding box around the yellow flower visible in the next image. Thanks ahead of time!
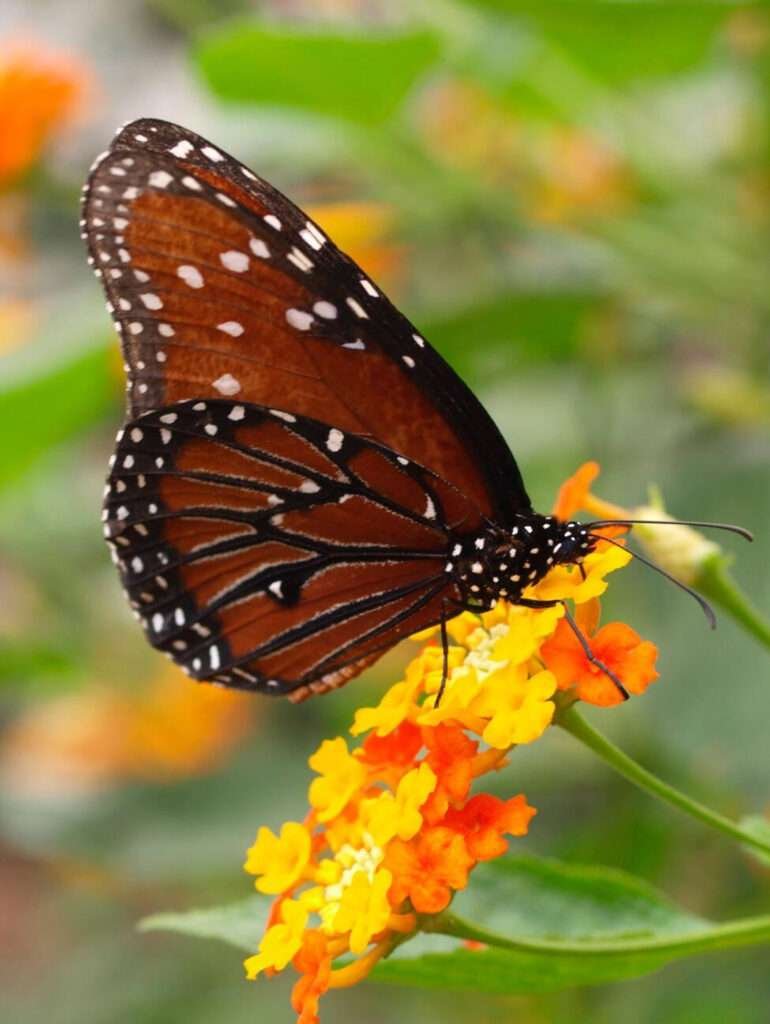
[244,899,308,979]
[244,822,312,895]
[364,763,437,845]
[308,737,367,823]
[480,670,557,749]
[531,543,631,604]
[332,868,394,955]
[351,675,422,738]
[483,604,564,666]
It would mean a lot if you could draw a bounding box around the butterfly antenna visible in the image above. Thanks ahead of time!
[587,518,753,542]
[589,532,717,629]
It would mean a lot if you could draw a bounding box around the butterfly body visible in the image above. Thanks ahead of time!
[447,515,594,608]
[85,118,594,702]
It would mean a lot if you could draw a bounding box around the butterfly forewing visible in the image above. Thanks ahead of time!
[83,117,530,525]
[103,399,482,698]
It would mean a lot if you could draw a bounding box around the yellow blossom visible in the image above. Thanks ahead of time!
[351,675,422,738]
[308,737,367,823]
[364,763,437,845]
[244,822,312,895]
[480,670,557,749]
[531,543,631,603]
[332,868,393,955]
[244,899,308,978]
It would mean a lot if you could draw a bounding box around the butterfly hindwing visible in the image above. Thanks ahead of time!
[102,399,484,698]
[82,117,530,526]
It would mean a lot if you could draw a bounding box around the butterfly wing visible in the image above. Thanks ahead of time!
[82,117,530,527]
[103,399,482,699]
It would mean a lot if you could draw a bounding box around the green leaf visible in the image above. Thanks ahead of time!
[0,640,77,687]
[465,2,726,84]
[452,854,704,941]
[0,345,114,491]
[137,856,770,994]
[195,21,442,124]
[139,894,269,952]
[373,855,770,994]
[423,291,608,378]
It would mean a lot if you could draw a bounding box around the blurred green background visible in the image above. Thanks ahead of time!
[1,1,769,1021]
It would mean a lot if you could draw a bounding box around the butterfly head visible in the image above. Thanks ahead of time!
[548,518,597,567]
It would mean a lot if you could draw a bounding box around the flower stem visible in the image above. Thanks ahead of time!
[556,704,770,859]
[328,939,393,989]
[428,908,770,959]
[696,554,770,653]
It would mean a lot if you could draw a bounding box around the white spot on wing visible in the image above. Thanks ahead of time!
[287,248,313,272]
[149,170,173,188]
[217,321,244,337]
[219,250,249,273]
[169,140,194,158]
[346,296,368,319]
[313,300,337,319]
[177,264,204,288]
[286,308,313,331]
[326,428,344,452]
[249,237,270,259]
[213,373,241,396]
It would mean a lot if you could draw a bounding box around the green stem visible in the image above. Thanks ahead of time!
[557,704,770,859]
[697,554,770,653]
[428,908,770,960]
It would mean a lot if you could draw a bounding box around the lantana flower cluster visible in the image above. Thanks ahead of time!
[243,465,659,1022]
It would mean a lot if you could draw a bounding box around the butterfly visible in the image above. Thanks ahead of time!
[83,119,745,703]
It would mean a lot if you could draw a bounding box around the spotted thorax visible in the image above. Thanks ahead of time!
[448,514,596,607]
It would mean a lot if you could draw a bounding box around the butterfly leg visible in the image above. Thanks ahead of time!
[433,600,452,708]
[517,598,629,701]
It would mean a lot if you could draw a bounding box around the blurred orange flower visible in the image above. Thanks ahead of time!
[1,666,254,795]
[307,201,402,283]
[418,79,633,224]
[0,38,91,188]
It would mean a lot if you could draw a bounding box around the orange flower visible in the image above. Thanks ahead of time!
[541,619,659,707]
[422,724,477,818]
[386,827,474,914]
[357,721,423,785]
[291,932,332,1024]
[444,794,536,861]
[552,461,600,521]
[0,39,91,186]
